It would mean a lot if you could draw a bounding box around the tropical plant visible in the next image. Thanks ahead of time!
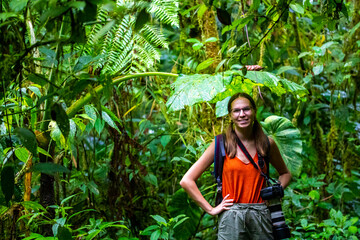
[1,0,360,239]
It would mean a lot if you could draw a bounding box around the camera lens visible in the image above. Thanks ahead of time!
[268,201,291,239]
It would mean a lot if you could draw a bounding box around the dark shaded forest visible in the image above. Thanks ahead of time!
[0,0,360,239]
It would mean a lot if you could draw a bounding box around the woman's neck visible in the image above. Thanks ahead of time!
[234,126,254,142]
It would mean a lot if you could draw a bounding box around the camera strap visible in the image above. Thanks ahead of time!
[234,134,278,185]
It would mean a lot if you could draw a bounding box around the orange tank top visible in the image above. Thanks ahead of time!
[222,153,266,203]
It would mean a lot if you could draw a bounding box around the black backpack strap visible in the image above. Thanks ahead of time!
[214,134,226,206]
[218,134,226,181]
[214,134,226,182]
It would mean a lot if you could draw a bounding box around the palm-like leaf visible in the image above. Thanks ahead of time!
[261,115,303,177]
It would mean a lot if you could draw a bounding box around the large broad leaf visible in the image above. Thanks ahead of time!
[166,73,232,112]
[167,71,308,112]
[169,189,202,240]
[261,115,303,177]
[244,71,308,97]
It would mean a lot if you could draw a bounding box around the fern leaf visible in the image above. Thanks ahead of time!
[150,0,179,27]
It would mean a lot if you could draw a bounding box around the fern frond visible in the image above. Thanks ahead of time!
[149,0,179,27]
[133,36,160,66]
[140,25,168,49]
[83,0,179,75]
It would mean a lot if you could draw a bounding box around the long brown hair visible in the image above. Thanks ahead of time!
[225,92,269,158]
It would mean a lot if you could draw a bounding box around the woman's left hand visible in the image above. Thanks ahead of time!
[208,194,234,216]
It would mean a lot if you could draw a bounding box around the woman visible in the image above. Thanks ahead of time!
[180,92,291,240]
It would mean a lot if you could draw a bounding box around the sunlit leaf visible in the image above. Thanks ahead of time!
[215,96,230,118]
[85,105,98,123]
[197,4,207,19]
[171,157,192,164]
[309,190,320,200]
[9,0,28,12]
[280,78,308,97]
[196,58,214,73]
[15,147,29,162]
[160,135,171,147]
[186,38,201,44]
[151,215,167,224]
[348,226,358,234]
[273,66,297,75]
[102,111,120,133]
[290,3,304,14]
[150,230,161,240]
[166,73,231,112]
[204,37,218,43]
[28,86,42,97]
[0,12,18,21]
[313,64,323,75]
[94,118,105,135]
[22,201,47,212]
[192,42,203,50]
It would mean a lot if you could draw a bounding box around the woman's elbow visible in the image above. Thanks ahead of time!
[180,176,192,190]
[179,178,187,188]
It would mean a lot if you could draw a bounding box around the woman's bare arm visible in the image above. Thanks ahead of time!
[180,141,233,216]
[268,137,292,189]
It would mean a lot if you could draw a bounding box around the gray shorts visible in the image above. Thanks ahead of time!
[218,203,273,240]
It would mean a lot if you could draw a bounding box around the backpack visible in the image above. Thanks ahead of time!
[213,134,270,205]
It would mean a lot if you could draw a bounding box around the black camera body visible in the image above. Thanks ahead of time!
[260,183,291,240]
[260,183,284,200]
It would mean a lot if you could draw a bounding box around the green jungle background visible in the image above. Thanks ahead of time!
[1,0,360,239]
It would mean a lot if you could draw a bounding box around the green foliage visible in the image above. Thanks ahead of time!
[14,128,38,156]
[167,70,308,115]
[262,115,303,176]
[1,0,360,239]
[18,197,129,239]
[31,163,70,176]
[168,189,203,240]
[85,0,179,74]
[140,214,189,240]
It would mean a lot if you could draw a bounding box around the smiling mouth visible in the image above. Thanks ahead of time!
[237,119,249,123]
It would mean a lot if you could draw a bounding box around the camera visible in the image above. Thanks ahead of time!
[260,183,284,200]
[260,184,291,240]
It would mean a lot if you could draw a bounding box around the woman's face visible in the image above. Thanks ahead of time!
[230,97,256,129]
